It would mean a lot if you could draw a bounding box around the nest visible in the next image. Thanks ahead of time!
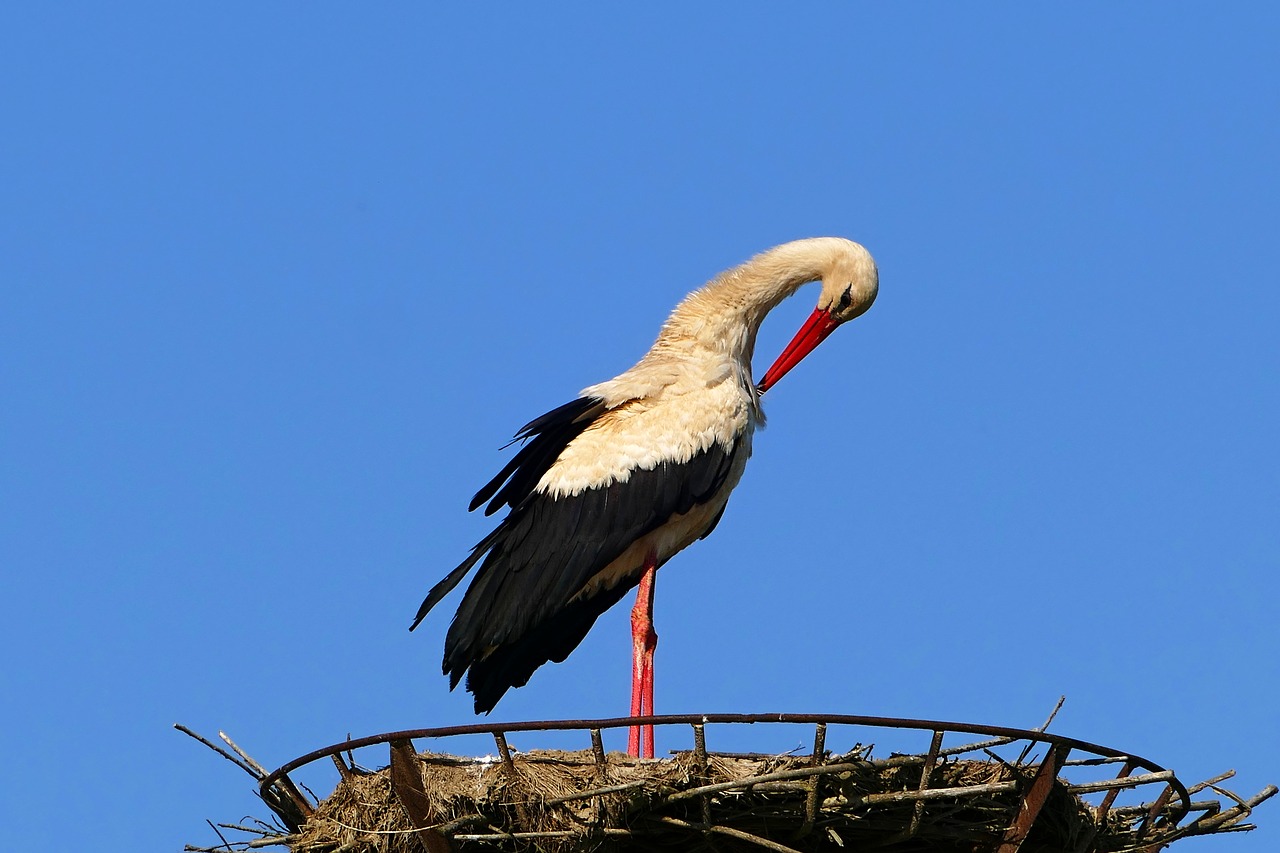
[183,715,1275,853]
[292,747,1100,853]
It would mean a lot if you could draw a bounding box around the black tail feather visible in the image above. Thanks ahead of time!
[409,528,502,631]
[461,581,633,713]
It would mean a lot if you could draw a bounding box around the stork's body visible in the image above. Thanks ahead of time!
[412,238,878,757]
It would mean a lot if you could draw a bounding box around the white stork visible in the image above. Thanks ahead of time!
[411,237,879,757]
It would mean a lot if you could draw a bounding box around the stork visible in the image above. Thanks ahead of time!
[411,237,878,757]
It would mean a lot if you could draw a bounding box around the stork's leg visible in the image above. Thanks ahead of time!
[628,552,658,759]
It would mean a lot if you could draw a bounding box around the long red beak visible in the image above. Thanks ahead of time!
[758,308,840,393]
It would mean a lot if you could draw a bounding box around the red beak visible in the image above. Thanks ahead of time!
[758,308,840,393]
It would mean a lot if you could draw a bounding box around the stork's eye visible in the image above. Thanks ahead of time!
[835,286,853,312]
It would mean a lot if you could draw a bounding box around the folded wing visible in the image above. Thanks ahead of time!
[411,395,742,713]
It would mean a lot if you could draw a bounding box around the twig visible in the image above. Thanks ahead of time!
[1037,695,1067,731]
[317,817,450,836]
[174,724,260,780]
[248,817,286,835]
[185,836,295,852]
[219,731,269,778]
[1067,770,1175,793]
[850,779,1019,806]
[651,816,807,853]
[664,761,870,803]
[1186,769,1235,795]
[206,820,232,851]
[452,827,634,841]
[218,823,283,837]
[916,735,1018,761]
[983,748,1019,771]
[1063,755,1132,767]
[1191,784,1279,832]
[544,779,649,804]
[1110,799,1220,816]
[202,728,312,821]
[435,814,489,835]
[1015,695,1065,765]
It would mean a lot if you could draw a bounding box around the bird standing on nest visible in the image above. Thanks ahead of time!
[412,237,879,757]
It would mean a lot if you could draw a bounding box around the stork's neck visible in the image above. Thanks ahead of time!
[581,238,866,407]
[656,238,848,363]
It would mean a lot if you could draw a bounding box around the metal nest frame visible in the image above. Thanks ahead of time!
[186,712,1275,853]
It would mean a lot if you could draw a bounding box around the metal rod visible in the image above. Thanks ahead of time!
[995,743,1069,853]
[590,728,606,773]
[797,722,827,838]
[493,732,515,774]
[692,723,711,827]
[909,730,945,836]
[255,712,1191,825]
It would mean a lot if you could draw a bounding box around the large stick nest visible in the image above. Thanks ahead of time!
[183,719,1274,853]
[292,747,1095,853]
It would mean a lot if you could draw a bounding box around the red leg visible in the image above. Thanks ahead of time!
[628,552,658,758]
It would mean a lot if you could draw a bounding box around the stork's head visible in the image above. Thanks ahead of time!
[758,240,878,392]
[820,242,879,323]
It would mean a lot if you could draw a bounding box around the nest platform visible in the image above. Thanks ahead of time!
[183,712,1275,853]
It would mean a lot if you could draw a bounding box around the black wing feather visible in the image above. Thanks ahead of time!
[468,397,606,515]
[451,440,738,712]
[414,396,605,631]
[411,394,742,714]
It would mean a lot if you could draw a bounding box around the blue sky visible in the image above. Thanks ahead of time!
[2,4,1277,850]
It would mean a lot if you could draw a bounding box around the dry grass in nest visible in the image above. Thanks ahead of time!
[181,718,1274,853]
[291,747,1092,853]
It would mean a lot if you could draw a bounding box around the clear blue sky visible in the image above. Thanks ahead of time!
[2,4,1276,850]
